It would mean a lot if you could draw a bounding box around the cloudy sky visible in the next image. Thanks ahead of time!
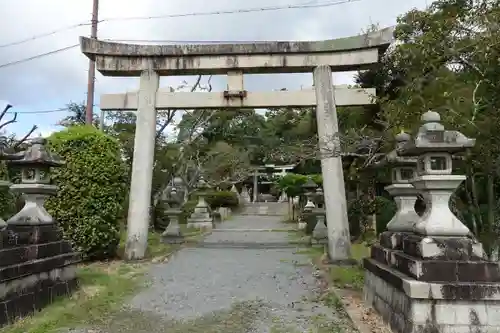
[0,0,429,138]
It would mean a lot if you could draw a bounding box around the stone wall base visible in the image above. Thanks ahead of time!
[0,264,79,326]
[364,268,500,333]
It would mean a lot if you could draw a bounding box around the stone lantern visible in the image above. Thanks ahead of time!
[312,187,328,246]
[187,176,213,230]
[363,110,500,333]
[161,187,184,244]
[378,131,420,233]
[302,178,318,211]
[0,134,79,324]
[7,137,63,225]
[300,178,317,233]
[398,110,475,237]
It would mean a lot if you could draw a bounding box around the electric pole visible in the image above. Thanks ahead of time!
[85,0,99,125]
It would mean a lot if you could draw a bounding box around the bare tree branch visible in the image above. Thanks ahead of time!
[13,125,38,149]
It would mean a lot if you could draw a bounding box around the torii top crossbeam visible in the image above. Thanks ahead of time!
[80,27,393,76]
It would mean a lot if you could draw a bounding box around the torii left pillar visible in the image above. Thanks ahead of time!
[124,68,159,260]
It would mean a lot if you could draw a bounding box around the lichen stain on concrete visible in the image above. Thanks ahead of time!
[469,309,481,333]
[225,56,239,68]
[440,283,500,300]
[80,27,394,59]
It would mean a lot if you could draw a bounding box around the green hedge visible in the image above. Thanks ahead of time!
[180,199,198,224]
[46,126,129,260]
[206,191,239,209]
[0,162,16,221]
[374,196,397,234]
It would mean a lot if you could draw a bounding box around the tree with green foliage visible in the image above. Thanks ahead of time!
[58,102,100,128]
[357,0,500,255]
[46,126,129,260]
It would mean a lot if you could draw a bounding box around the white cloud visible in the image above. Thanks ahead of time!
[0,0,429,136]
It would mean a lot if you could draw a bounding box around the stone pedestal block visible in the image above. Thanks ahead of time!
[364,233,500,333]
[364,259,500,333]
[161,209,184,244]
[186,204,213,230]
[0,223,80,326]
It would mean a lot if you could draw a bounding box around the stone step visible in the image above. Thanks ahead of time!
[211,228,296,232]
[192,241,310,249]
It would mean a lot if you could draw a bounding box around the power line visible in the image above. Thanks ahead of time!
[0,44,79,69]
[101,0,360,22]
[0,23,90,49]
[0,0,361,49]
[104,38,301,43]
[6,107,70,114]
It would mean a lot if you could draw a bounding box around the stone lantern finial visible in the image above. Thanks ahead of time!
[421,110,442,125]
[6,138,64,225]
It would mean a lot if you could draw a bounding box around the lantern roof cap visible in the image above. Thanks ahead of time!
[398,110,475,156]
[8,137,64,167]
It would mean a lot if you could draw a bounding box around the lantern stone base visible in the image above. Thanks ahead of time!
[0,223,80,326]
[161,221,185,244]
[364,232,500,333]
[161,234,185,244]
[186,220,213,230]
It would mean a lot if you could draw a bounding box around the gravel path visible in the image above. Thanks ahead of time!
[71,214,352,333]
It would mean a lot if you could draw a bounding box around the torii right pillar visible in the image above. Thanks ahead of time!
[364,110,500,333]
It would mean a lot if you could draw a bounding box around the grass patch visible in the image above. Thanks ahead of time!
[1,228,207,333]
[328,243,369,291]
[0,261,146,333]
[290,233,369,292]
[117,227,204,259]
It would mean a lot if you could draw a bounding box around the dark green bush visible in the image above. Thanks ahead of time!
[374,196,397,234]
[304,212,318,235]
[206,191,239,209]
[347,198,372,240]
[46,125,129,260]
[180,199,198,224]
[0,162,16,221]
[152,199,170,231]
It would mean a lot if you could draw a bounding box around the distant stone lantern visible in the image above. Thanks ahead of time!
[312,187,328,246]
[6,137,63,225]
[162,187,184,244]
[302,178,318,211]
[398,110,475,236]
[378,131,420,232]
[187,176,213,229]
[315,187,325,208]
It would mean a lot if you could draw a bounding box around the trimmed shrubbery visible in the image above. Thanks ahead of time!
[206,190,239,210]
[46,126,129,260]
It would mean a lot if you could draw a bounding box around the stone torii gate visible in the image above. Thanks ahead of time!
[80,28,393,261]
